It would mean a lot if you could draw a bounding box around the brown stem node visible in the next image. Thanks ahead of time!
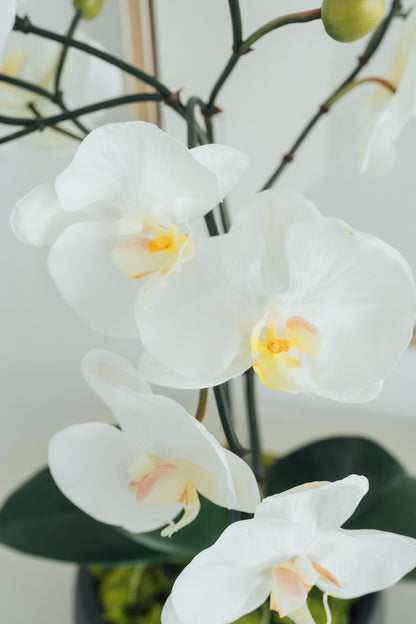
[203,105,223,120]
[232,46,252,56]
[283,153,295,163]
[320,104,330,114]
[164,89,183,108]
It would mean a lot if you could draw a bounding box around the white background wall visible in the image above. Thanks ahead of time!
[1,0,416,622]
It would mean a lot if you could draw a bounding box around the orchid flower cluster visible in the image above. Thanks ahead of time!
[4,1,416,623]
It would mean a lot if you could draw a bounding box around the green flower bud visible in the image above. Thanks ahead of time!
[321,0,385,43]
[73,0,104,19]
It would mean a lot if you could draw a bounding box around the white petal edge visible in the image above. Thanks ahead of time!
[81,349,152,411]
[190,143,249,198]
[107,386,238,509]
[255,475,369,529]
[311,527,416,598]
[11,182,76,247]
[48,221,139,338]
[48,422,181,533]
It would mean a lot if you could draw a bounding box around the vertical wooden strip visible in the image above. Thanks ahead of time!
[119,0,160,124]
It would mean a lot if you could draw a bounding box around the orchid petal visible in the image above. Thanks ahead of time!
[138,343,252,389]
[63,37,124,123]
[286,602,317,624]
[221,448,261,513]
[10,182,76,247]
[107,386,254,510]
[231,189,321,293]
[316,380,383,403]
[256,476,368,529]
[361,11,416,175]
[270,566,308,617]
[136,235,261,386]
[0,0,16,47]
[81,349,151,411]
[48,422,181,533]
[281,218,416,392]
[311,527,416,598]
[190,143,249,198]
[169,518,316,624]
[161,596,182,624]
[55,122,224,221]
[48,221,139,337]
[361,45,416,175]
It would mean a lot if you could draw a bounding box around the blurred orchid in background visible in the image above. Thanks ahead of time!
[360,7,416,174]
[0,0,24,51]
[0,31,124,147]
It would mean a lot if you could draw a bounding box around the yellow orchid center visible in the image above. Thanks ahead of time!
[251,310,322,391]
[267,339,290,354]
[148,235,174,253]
[128,453,200,537]
[111,216,193,282]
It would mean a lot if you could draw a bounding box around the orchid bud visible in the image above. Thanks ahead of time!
[321,0,385,43]
[73,0,104,19]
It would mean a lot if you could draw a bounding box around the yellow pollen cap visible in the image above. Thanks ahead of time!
[267,339,290,354]
[148,235,173,253]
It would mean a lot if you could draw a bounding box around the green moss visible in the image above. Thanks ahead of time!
[90,565,355,624]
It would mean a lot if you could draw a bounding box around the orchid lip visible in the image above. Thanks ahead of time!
[250,306,322,392]
[111,216,194,283]
[128,453,201,537]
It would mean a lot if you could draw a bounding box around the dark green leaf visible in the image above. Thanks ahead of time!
[0,468,175,566]
[121,495,229,556]
[267,436,416,580]
[267,436,404,516]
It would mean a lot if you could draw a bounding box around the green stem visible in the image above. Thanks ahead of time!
[53,9,89,136]
[0,74,52,99]
[205,8,321,115]
[205,53,240,116]
[186,96,205,149]
[213,385,249,458]
[0,92,164,140]
[219,200,231,233]
[0,126,39,144]
[186,97,220,235]
[28,102,83,142]
[228,0,243,49]
[195,388,208,423]
[14,15,175,101]
[262,0,402,189]
[240,8,321,53]
[54,9,82,95]
[245,369,266,484]
[204,117,232,234]
[205,116,214,143]
[326,76,396,107]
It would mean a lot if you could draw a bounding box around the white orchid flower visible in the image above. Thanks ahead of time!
[0,31,123,147]
[360,9,416,174]
[162,475,416,624]
[11,121,248,336]
[137,189,416,402]
[48,349,259,536]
